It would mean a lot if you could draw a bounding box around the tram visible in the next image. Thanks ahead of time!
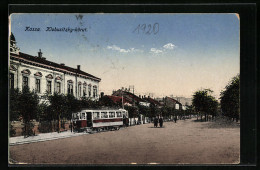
[72,109,129,132]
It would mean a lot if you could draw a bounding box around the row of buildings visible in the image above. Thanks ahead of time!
[9,33,188,109]
[102,89,184,110]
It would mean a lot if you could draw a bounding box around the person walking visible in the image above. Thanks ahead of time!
[154,117,158,128]
[159,117,163,127]
[70,120,73,132]
[174,116,177,123]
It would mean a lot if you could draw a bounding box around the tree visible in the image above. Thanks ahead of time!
[9,88,21,121]
[220,74,240,121]
[124,105,138,118]
[160,106,172,119]
[47,92,68,132]
[18,86,39,136]
[65,94,81,120]
[99,96,119,107]
[138,104,150,117]
[192,89,218,121]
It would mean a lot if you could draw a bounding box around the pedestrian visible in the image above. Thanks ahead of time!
[70,121,73,132]
[159,117,163,127]
[174,116,177,123]
[154,117,158,128]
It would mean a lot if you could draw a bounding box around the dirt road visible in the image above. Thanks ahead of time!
[9,118,240,164]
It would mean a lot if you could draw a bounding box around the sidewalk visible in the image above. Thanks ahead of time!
[9,131,88,146]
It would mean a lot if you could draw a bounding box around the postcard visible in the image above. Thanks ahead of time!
[9,13,240,165]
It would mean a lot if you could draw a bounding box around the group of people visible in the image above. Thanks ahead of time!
[154,116,163,128]
[153,116,178,128]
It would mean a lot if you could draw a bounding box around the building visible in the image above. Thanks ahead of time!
[101,95,132,107]
[142,96,163,108]
[164,96,183,110]
[112,89,150,107]
[9,33,101,100]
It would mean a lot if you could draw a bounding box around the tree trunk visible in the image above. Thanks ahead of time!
[204,113,207,121]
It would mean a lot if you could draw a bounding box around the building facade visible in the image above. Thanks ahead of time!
[9,33,101,100]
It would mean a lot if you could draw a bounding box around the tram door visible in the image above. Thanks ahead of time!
[86,112,92,127]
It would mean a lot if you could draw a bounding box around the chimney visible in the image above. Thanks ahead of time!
[60,63,65,66]
[77,65,81,70]
[100,92,104,98]
[144,95,146,98]
[139,95,141,98]
[38,49,42,58]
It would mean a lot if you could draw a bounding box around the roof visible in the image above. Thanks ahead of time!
[143,97,163,106]
[10,52,101,82]
[106,95,132,104]
[166,97,182,105]
[122,91,146,103]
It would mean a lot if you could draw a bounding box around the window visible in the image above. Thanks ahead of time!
[93,86,97,98]
[93,112,100,119]
[78,84,82,97]
[35,79,40,93]
[68,83,73,95]
[10,73,14,89]
[22,76,28,89]
[83,86,86,96]
[47,81,52,94]
[56,82,61,93]
[81,113,86,120]
[116,111,122,118]
[101,112,108,118]
[109,112,115,118]
[88,85,91,97]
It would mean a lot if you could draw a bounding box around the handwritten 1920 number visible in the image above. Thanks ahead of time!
[133,23,159,35]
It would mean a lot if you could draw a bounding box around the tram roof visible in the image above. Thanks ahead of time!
[73,109,127,113]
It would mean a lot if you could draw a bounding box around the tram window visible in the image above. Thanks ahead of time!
[101,112,108,118]
[93,112,100,119]
[109,112,115,118]
[116,111,122,117]
[81,113,86,120]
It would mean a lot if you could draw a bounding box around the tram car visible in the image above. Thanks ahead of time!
[72,109,129,132]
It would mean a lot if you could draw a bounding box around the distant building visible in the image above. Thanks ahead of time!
[101,95,132,106]
[9,33,101,100]
[112,89,150,107]
[142,96,163,108]
[176,97,192,106]
[164,96,183,110]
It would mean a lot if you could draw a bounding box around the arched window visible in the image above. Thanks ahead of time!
[45,74,53,94]
[55,76,62,94]
[9,65,16,89]
[83,82,87,97]
[93,85,97,98]
[78,81,82,97]
[67,80,73,95]
[34,72,42,93]
[88,84,92,97]
[21,69,31,89]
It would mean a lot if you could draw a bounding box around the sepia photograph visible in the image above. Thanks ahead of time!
[8,13,240,165]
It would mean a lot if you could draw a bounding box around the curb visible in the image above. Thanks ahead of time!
[9,132,88,146]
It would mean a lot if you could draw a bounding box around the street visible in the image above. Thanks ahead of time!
[9,118,240,164]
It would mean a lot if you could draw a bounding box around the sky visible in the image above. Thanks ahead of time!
[10,13,240,99]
